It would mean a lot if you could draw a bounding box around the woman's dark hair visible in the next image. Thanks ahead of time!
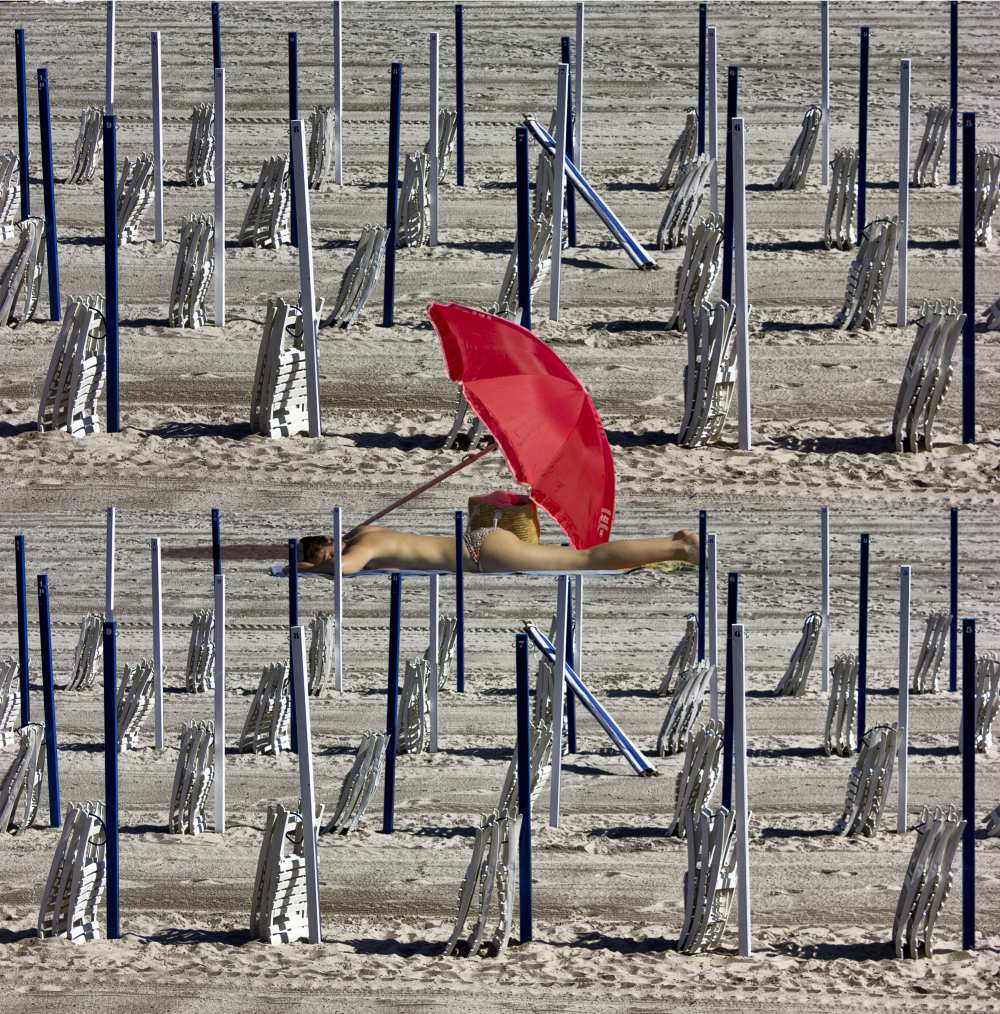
[300,534,333,564]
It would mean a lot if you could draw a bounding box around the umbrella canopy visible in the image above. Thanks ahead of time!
[429,302,615,549]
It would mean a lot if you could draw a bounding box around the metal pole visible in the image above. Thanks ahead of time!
[333,1,344,185]
[820,0,829,186]
[455,5,464,186]
[950,507,959,692]
[698,3,707,155]
[949,1,958,187]
[332,507,344,691]
[211,1,222,71]
[897,565,910,834]
[429,33,440,246]
[151,32,164,243]
[382,574,402,833]
[213,67,225,326]
[290,119,323,437]
[103,114,120,432]
[960,617,975,950]
[382,63,402,327]
[560,36,577,248]
[289,625,322,943]
[574,3,584,169]
[549,63,569,320]
[732,116,751,451]
[573,573,583,685]
[289,33,299,248]
[15,29,30,220]
[37,575,60,827]
[858,533,869,749]
[732,622,752,957]
[961,112,976,445]
[288,540,300,754]
[455,511,465,692]
[105,506,116,617]
[722,571,738,808]
[897,60,910,327]
[151,538,164,751]
[515,126,531,330]
[211,507,222,578]
[213,573,225,831]
[565,577,577,755]
[36,69,60,321]
[515,632,533,943]
[548,574,569,826]
[820,506,830,693]
[102,619,120,939]
[708,532,719,720]
[698,510,707,660]
[15,534,30,726]
[105,1,115,112]
[429,574,440,752]
[857,28,869,241]
[722,65,739,303]
[708,25,718,213]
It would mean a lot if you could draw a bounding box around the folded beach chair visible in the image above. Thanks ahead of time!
[678,300,737,448]
[774,612,822,697]
[323,731,388,835]
[492,212,553,319]
[658,614,699,695]
[425,614,459,689]
[183,609,215,692]
[0,150,19,239]
[0,722,45,833]
[66,107,103,185]
[0,655,21,745]
[823,147,859,250]
[658,108,698,190]
[425,108,459,183]
[37,295,106,437]
[65,612,105,691]
[0,216,45,327]
[307,105,334,190]
[834,723,897,836]
[910,610,949,692]
[677,805,737,954]
[443,809,521,957]
[964,147,1000,247]
[323,225,389,329]
[185,103,214,186]
[168,214,214,328]
[985,803,1000,837]
[239,661,291,755]
[912,106,949,187]
[970,654,1000,753]
[982,295,1000,332]
[667,720,723,836]
[307,612,334,696]
[892,806,963,958]
[775,105,822,190]
[238,155,291,249]
[117,153,155,245]
[657,156,713,250]
[397,152,430,248]
[397,658,431,755]
[834,216,898,330]
[495,707,553,819]
[442,387,487,451]
[116,659,155,752]
[657,661,714,756]
[823,653,858,756]
[891,301,962,453]
[37,801,106,941]
[667,213,723,331]
[168,721,214,834]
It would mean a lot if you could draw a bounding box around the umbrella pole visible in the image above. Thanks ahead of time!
[354,443,498,531]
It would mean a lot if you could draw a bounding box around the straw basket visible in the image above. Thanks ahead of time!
[467,491,540,544]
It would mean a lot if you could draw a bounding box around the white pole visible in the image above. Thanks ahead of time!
[332,506,344,692]
[548,574,569,827]
[820,506,830,693]
[573,574,583,681]
[429,573,440,752]
[574,3,584,168]
[732,117,752,451]
[429,33,439,246]
[289,119,323,438]
[213,67,225,327]
[151,32,164,244]
[105,506,116,617]
[708,531,719,719]
[549,64,570,321]
[897,565,910,834]
[105,1,116,113]
[213,573,226,832]
[820,0,830,186]
[708,26,719,214]
[732,622,752,957]
[151,538,164,751]
[333,0,344,185]
[897,59,911,327]
[289,625,322,943]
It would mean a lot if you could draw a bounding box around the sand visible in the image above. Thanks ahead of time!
[0,1,998,1011]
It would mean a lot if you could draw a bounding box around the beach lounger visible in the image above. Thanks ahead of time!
[492,210,553,319]
[678,300,737,447]
[678,805,737,954]
[774,612,822,696]
[657,660,714,757]
[658,108,698,190]
[425,108,458,183]
[442,387,487,450]
[910,610,949,692]
[307,106,334,190]
[495,712,553,819]
[0,656,19,745]
[0,150,19,239]
[985,803,1000,837]
[323,225,388,329]
[117,153,155,245]
[397,152,430,248]
[823,147,859,250]
[65,612,104,691]
[323,731,388,835]
[168,721,214,834]
[982,295,1000,331]
[824,653,858,756]
[397,658,431,755]
[185,103,215,186]
[238,155,291,248]
[834,216,898,330]
[66,107,103,185]
[912,106,949,187]
[659,614,699,695]
[183,609,215,693]
[425,614,458,688]
[835,723,897,836]
[970,654,1000,753]
[657,155,713,250]
[775,105,822,190]
[0,723,45,833]
[307,613,334,696]
[965,147,1000,247]
[667,720,723,836]
[667,213,723,331]
[0,216,45,327]
[238,661,291,755]
[116,659,155,752]
[168,214,214,328]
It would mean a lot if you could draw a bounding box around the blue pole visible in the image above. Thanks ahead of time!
[36,69,60,322]
[857,28,869,242]
[15,534,30,727]
[564,577,577,754]
[560,36,577,247]
[288,539,299,754]
[382,62,402,327]
[15,29,30,221]
[455,511,465,693]
[211,1,222,71]
[515,125,531,330]
[211,507,222,578]
[961,112,976,445]
[382,573,402,833]
[697,4,707,155]
[721,65,739,303]
[455,5,465,186]
[949,1,958,187]
[722,571,738,808]
[37,575,60,827]
[103,113,120,433]
[960,617,976,950]
[858,532,870,749]
[288,33,299,248]
[515,631,532,943]
[950,507,959,692]
[102,619,120,939]
[697,510,707,661]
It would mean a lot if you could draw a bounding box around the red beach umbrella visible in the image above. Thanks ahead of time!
[428,302,616,549]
